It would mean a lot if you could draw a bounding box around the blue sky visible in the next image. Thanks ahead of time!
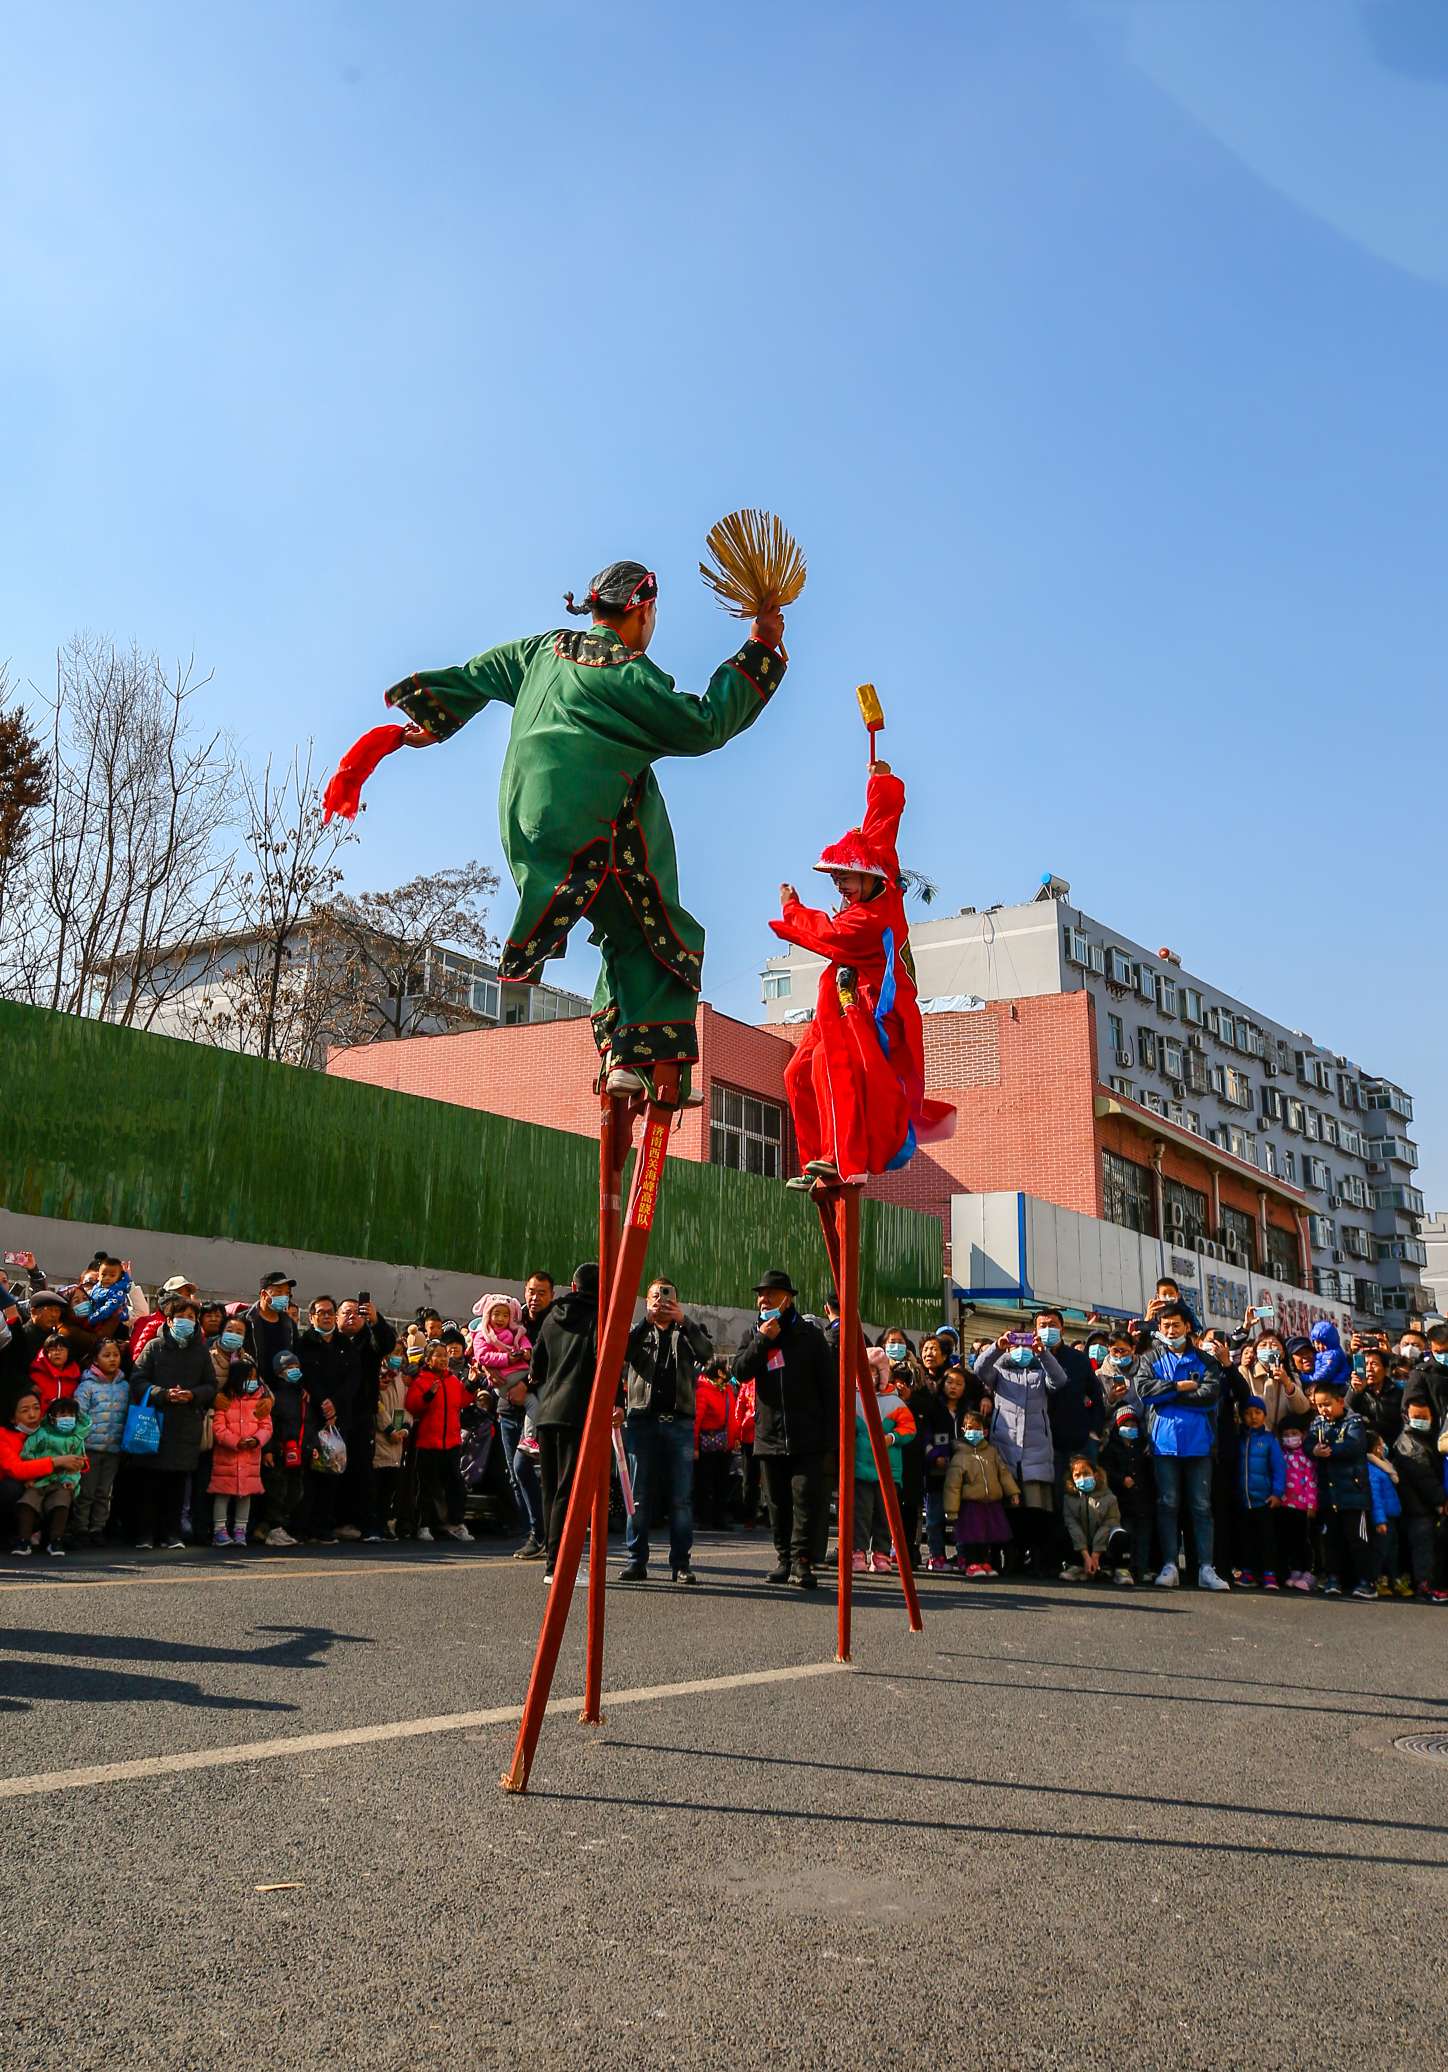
[4,1,1446,1196]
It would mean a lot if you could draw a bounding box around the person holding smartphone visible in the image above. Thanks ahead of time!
[619,1278,714,1585]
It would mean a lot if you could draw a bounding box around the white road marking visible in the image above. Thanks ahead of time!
[0,1660,849,1801]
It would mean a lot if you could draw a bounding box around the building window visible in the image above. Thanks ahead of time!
[1181,986,1203,1025]
[1163,1178,1208,1247]
[1220,1205,1256,1268]
[1103,1150,1155,1236]
[1162,1037,1184,1079]
[761,971,792,1001]
[1109,948,1134,987]
[1157,975,1178,1017]
[1137,1027,1158,1071]
[1106,1011,1124,1056]
[1109,1076,1135,1100]
[709,1085,785,1178]
[1065,926,1091,967]
[1263,1141,1279,1178]
[1265,1224,1299,1286]
[1283,1150,1296,1183]
[1185,1110,1202,1137]
[470,976,501,1020]
[1224,1067,1253,1110]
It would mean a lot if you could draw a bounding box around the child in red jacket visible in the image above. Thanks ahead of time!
[30,1335,81,1411]
[405,1342,472,1544]
[693,1358,740,1530]
[771,763,954,1186]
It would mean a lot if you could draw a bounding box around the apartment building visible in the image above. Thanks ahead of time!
[762,877,1424,1323]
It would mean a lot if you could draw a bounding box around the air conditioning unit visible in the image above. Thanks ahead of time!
[1114,1048,1133,1068]
[1221,1232,1243,1256]
[1264,1057,1278,1075]
[1165,1203,1186,1232]
[1331,1250,1343,1265]
[1169,1079,1185,1099]
[1188,1032,1206,1051]
[1197,1238,1224,1263]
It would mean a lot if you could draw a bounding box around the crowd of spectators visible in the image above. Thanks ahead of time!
[2,1253,1445,1603]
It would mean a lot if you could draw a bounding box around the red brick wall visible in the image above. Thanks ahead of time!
[324,1005,798,1167]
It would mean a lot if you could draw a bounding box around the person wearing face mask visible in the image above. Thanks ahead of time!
[942,1406,1019,1576]
[732,1271,835,1589]
[1061,1456,1132,1585]
[207,1356,273,1548]
[294,1295,359,1546]
[878,1329,926,1566]
[973,1329,1071,1576]
[1033,1308,1106,1571]
[367,1349,414,1541]
[1391,1393,1448,1601]
[1248,1333,1309,1433]
[242,1272,297,1382]
[16,1389,93,1555]
[129,1275,198,1362]
[256,1349,309,1549]
[1274,1418,1318,1590]
[1102,1403,1155,1583]
[208,1309,249,1390]
[72,1338,131,1545]
[1420,1324,1448,1427]
[2,1389,88,1553]
[129,1295,216,1550]
[1137,1302,1229,1591]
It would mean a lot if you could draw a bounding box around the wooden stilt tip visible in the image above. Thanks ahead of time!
[499,1768,528,1795]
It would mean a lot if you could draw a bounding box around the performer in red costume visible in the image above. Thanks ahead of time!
[772,761,955,1188]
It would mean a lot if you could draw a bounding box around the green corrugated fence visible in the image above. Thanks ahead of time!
[0,1001,942,1323]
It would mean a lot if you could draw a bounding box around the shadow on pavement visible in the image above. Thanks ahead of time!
[0,1658,299,1715]
[600,1739,1448,1842]
[935,1647,1448,1710]
[528,1785,1448,1873]
[0,1622,369,1672]
[851,1664,1441,1726]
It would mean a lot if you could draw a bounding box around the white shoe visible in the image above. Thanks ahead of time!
[1197,1564,1231,1592]
[445,1523,472,1542]
[336,1525,363,1542]
[1154,1562,1179,1588]
[363,1532,383,1543]
[267,1529,298,1549]
[416,1527,434,1542]
[1059,1564,1085,1581]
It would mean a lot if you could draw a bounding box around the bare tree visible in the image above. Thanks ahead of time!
[180,745,357,1065]
[0,665,47,926]
[0,637,238,1024]
[316,860,500,1046]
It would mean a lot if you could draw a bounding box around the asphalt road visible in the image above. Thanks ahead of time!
[2,1531,1445,2071]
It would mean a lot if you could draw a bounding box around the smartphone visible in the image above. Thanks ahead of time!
[1006,1330,1035,1347]
[1252,1306,1275,1325]
[357,1291,371,1305]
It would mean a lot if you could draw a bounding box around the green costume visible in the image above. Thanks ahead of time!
[385,625,785,1072]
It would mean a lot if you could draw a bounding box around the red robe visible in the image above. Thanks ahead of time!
[769,771,954,1182]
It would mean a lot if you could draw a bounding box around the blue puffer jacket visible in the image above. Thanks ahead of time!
[1308,1321,1352,1392]
[74,1366,131,1452]
[1367,1455,1402,1526]
[1237,1427,1285,1509]
[1140,1346,1221,1458]
[1308,1410,1369,1509]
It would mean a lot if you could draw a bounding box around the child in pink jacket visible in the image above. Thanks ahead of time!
[208,1357,274,1548]
[469,1293,538,1451]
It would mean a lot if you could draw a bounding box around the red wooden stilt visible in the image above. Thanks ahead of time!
[834,1187,857,1663]
[816,1187,924,1636]
[501,1067,678,1794]
[582,1091,631,1725]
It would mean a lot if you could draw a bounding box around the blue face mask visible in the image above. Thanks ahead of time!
[1434,1352,1448,1368]
[758,1308,781,1326]
[1009,1345,1035,1367]
[387,1354,405,1371]
[963,1428,986,1446]
[1118,1424,1139,1441]
[240,1376,259,1395]
[51,1415,77,1434]
[886,1342,908,1363]
[1107,1355,1133,1375]
[282,1367,302,1386]
[1038,1327,1061,1348]
[271,1292,291,1312]
[1073,1475,1095,1493]
[1159,1334,1189,1354]
[72,1299,92,1319]
[221,1330,244,1351]
[170,1317,196,1341]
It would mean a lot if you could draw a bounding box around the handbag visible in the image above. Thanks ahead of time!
[121,1397,162,1457]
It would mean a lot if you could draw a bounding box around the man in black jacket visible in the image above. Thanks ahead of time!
[295,1294,356,1544]
[530,1263,601,1581]
[333,1296,399,1538]
[1349,1348,1404,1448]
[732,1270,834,1589]
[619,1278,713,1585]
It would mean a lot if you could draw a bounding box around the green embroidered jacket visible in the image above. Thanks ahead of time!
[386,626,784,988]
